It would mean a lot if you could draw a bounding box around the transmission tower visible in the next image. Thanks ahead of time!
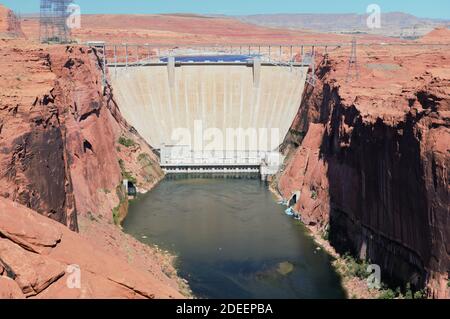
[39,0,73,43]
[303,47,317,86]
[346,37,359,82]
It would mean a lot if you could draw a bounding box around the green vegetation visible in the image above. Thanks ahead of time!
[86,211,98,222]
[377,284,426,299]
[293,220,303,227]
[118,159,125,170]
[404,283,414,299]
[310,186,318,200]
[341,253,371,280]
[112,184,128,226]
[100,188,111,194]
[289,129,306,139]
[403,283,426,299]
[321,224,330,241]
[118,136,136,148]
[138,152,157,183]
[112,206,120,225]
[337,253,427,299]
[138,153,150,162]
[413,289,426,300]
[122,171,137,184]
[118,159,137,184]
[378,288,397,299]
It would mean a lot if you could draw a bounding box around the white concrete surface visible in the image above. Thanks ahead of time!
[109,64,307,151]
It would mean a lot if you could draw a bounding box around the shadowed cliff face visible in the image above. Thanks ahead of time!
[0,42,163,231]
[0,46,78,230]
[323,95,436,292]
[278,49,449,298]
[0,38,179,298]
[50,46,123,227]
[7,127,76,229]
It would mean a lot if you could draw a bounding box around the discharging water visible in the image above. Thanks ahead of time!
[123,176,345,299]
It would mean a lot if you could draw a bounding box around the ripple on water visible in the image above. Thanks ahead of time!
[123,177,345,299]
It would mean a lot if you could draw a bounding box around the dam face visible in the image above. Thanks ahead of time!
[109,61,307,174]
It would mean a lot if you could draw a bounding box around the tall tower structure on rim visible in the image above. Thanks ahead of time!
[346,37,359,82]
[39,0,73,43]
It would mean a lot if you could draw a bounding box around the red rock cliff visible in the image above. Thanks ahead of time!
[0,197,182,298]
[0,39,163,230]
[0,37,182,298]
[0,5,24,38]
[278,46,449,298]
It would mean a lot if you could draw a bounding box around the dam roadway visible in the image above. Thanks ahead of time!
[108,56,309,175]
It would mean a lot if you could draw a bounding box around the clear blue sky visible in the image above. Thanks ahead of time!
[2,0,450,19]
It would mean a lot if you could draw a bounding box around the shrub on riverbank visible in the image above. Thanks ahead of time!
[118,136,136,148]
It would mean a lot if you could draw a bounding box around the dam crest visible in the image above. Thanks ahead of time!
[105,45,312,178]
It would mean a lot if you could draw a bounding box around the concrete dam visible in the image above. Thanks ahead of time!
[108,58,308,176]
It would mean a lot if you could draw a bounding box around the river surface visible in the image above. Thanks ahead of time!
[123,175,345,299]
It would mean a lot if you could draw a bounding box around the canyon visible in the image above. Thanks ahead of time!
[19,12,401,45]
[0,5,182,298]
[237,12,449,38]
[276,37,450,298]
[0,3,449,299]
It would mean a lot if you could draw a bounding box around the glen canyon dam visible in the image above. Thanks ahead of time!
[0,0,449,309]
[110,52,309,175]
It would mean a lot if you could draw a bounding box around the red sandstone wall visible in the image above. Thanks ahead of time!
[278,53,449,298]
[0,42,163,230]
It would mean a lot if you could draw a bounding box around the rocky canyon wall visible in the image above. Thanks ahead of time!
[278,49,449,298]
[0,40,163,230]
[0,9,175,298]
[0,38,176,298]
[0,197,182,299]
[0,5,24,38]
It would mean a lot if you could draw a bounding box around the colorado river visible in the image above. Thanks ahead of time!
[123,176,345,299]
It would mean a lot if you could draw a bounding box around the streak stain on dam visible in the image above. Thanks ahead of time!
[109,63,308,151]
